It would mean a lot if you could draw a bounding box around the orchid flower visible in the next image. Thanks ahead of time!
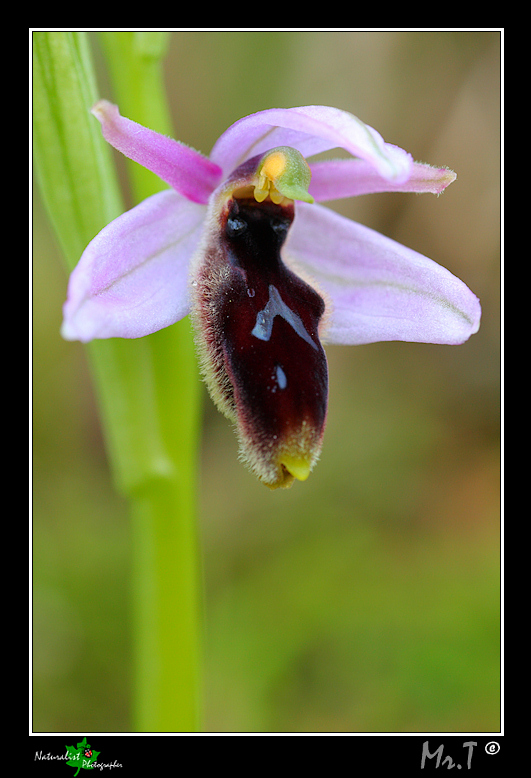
[62,101,481,489]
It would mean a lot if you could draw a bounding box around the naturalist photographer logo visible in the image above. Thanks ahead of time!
[65,737,100,775]
[34,737,122,774]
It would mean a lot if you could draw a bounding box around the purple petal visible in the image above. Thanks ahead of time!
[92,100,223,204]
[61,190,205,341]
[309,159,457,202]
[210,106,412,183]
[285,203,481,346]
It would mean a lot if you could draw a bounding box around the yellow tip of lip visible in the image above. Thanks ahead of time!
[280,454,312,482]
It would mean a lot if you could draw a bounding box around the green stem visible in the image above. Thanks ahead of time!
[33,31,202,732]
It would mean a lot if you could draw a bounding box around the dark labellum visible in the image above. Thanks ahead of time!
[192,191,328,488]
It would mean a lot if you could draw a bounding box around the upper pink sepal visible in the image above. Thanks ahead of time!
[210,105,413,183]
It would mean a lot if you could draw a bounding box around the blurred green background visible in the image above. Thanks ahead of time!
[33,30,500,732]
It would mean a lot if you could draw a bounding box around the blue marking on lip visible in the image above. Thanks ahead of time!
[251,284,317,350]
